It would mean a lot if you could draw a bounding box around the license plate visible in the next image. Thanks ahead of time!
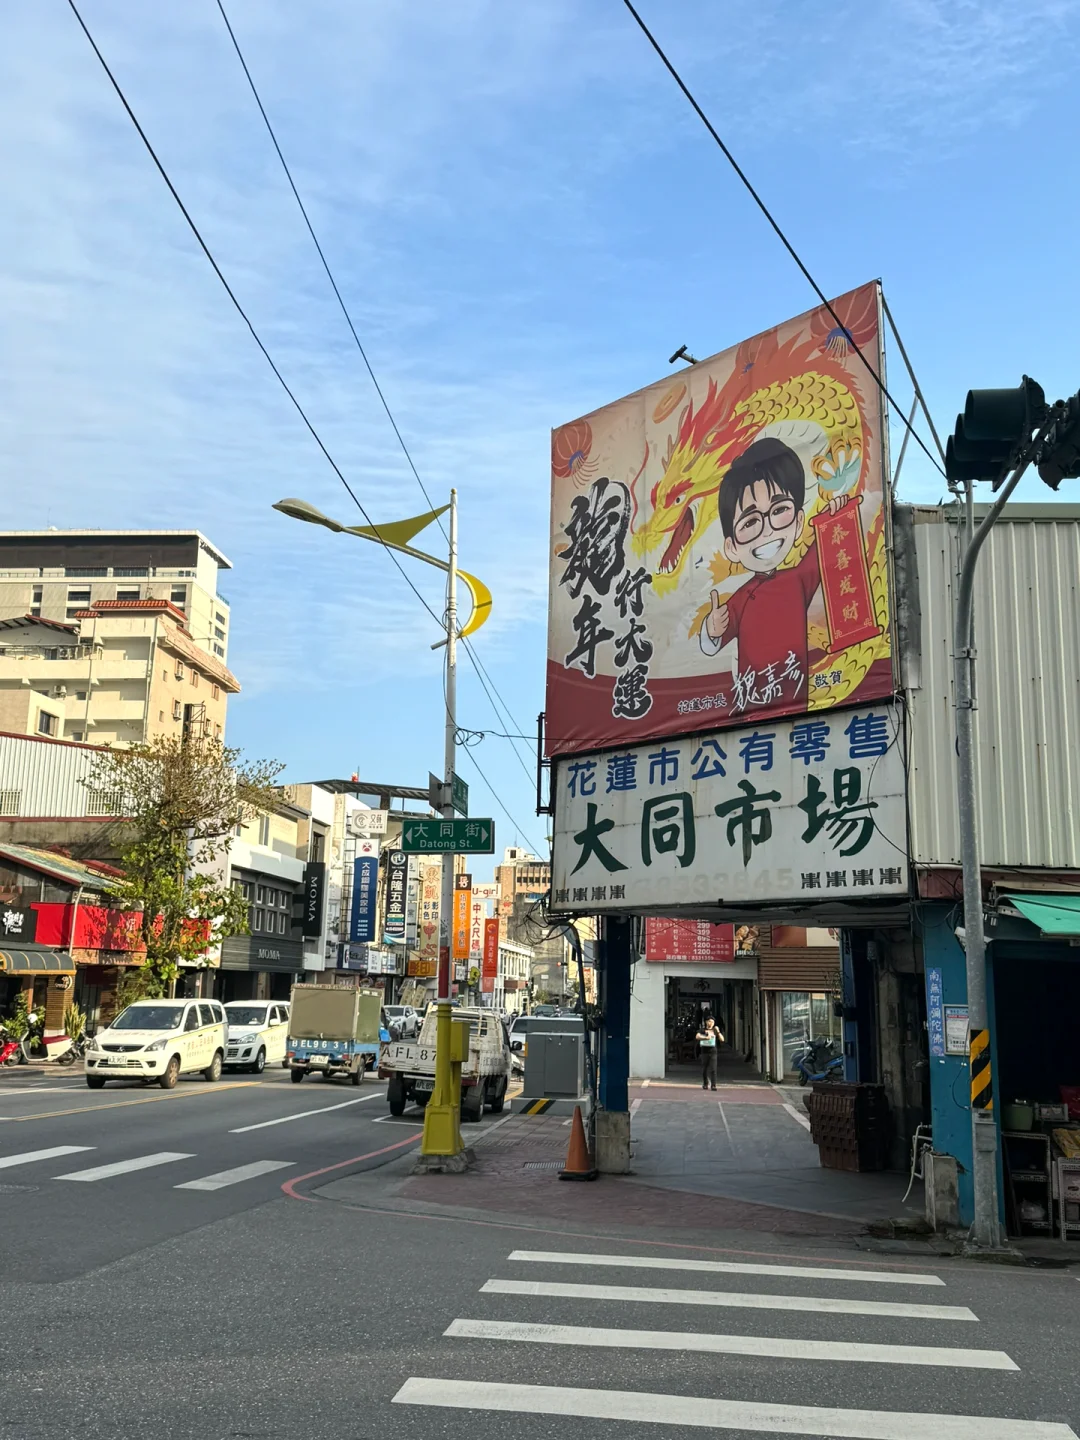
[415,1079,433,1092]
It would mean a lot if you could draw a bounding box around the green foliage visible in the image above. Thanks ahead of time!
[63,1000,87,1042]
[85,734,283,992]
[5,991,31,1040]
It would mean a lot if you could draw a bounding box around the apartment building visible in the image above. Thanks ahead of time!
[0,601,238,747]
[0,529,231,663]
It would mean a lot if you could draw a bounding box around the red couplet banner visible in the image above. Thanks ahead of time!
[644,918,736,963]
[482,917,500,983]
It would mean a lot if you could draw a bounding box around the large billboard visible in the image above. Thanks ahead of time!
[550,703,907,912]
[546,283,892,756]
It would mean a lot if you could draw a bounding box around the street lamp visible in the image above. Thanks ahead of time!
[275,492,490,1164]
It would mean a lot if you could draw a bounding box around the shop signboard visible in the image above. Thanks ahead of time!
[644,919,735,963]
[944,1004,969,1056]
[348,856,378,943]
[551,703,907,912]
[419,863,441,960]
[482,917,500,989]
[383,850,408,943]
[451,874,472,961]
[301,861,326,939]
[0,906,38,943]
[546,282,892,756]
[407,958,437,978]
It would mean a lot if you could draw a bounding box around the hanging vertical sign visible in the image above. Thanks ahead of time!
[349,856,378,943]
[383,849,408,943]
[301,861,326,939]
[482,917,499,994]
[452,873,472,961]
[419,863,441,960]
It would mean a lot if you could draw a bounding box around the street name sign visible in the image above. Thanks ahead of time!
[401,818,494,854]
[451,772,469,816]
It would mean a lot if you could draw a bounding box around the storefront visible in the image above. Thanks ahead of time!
[924,892,1080,1236]
[217,935,305,1002]
[757,927,843,1081]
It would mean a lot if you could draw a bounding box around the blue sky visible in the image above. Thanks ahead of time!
[3,0,1079,881]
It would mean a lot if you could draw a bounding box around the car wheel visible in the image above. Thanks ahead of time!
[159,1056,180,1090]
[351,1064,364,1087]
[488,1077,507,1114]
[203,1051,223,1083]
[290,1068,305,1083]
[387,1075,406,1115]
[251,1048,266,1075]
[86,1075,106,1090]
[461,1087,484,1124]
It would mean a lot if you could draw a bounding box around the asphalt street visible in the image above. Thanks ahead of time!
[1,1067,1078,1439]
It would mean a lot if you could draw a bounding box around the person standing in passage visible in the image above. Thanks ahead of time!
[696,1015,722,1091]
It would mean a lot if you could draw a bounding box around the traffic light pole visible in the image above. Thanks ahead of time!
[420,488,465,1163]
[953,461,1027,1251]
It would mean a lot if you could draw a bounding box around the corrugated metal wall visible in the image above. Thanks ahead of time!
[0,733,106,817]
[908,504,1080,868]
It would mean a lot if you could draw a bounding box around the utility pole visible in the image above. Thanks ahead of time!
[945,378,1075,1250]
[420,488,465,1162]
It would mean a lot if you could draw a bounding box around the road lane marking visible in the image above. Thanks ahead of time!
[392,1378,1077,1437]
[229,1093,381,1132]
[444,1318,1016,1369]
[481,1279,977,1321]
[55,1152,194,1181]
[0,1146,94,1170]
[175,1160,294,1190]
[629,1098,642,1116]
[507,1250,946,1286]
[281,1133,420,1201]
[717,1101,735,1148]
[783,1101,812,1131]
[0,1083,260,1123]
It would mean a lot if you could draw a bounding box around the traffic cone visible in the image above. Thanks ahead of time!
[559,1104,598,1182]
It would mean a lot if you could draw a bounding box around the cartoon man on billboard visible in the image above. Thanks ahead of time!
[699,436,846,702]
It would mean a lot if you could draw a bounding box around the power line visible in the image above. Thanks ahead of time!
[620,0,946,481]
[459,744,546,857]
[63,0,448,641]
[214,0,539,780]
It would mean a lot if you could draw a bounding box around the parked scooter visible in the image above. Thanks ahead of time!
[791,1034,844,1085]
[0,1031,21,1066]
[38,1034,80,1065]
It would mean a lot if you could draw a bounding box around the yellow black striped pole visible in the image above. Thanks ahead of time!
[970,1027,992,1110]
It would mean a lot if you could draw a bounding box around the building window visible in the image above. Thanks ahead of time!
[66,589,91,603]
[113,567,148,577]
[75,690,87,701]
[174,661,184,681]
[276,911,287,934]
[86,788,123,816]
[172,700,182,720]
[254,908,265,931]
[214,627,225,641]
[213,644,225,658]
[29,607,41,617]
[65,567,107,578]
[170,586,187,607]
[258,815,270,847]
[215,612,226,626]
[0,790,22,817]
[211,684,220,700]
[158,710,165,722]
[65,608,86,620]
[69,731,84,742]
[32,587,42,603]
[190,669,199,688]
[214,724,222,738]
[36,711,58,737]
[116,587,140,601]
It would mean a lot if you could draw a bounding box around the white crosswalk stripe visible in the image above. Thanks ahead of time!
[0,1146,94,1170]
[175,1160,293,1191]
[481,1276,978,1321]
[393,1378,1076,1438]
[393,1247,1078,1438]
[444,1318,1018,1369]
[55,1152,195,1181]
[508,1249,947,1286]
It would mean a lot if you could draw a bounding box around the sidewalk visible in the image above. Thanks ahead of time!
[319,1075,925,1245]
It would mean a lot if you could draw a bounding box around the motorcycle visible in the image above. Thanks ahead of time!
[0,1032,21,1066]
[791,1034,844,1085]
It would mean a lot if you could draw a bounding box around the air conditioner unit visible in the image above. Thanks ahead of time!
[51,685,67,699]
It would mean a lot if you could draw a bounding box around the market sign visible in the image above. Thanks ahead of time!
[546,282,892,755]
[400,818,494,854]
[348,856,378,942]
[551,703,907,911]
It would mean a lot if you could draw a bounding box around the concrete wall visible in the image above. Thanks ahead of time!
[629,957,760,1079]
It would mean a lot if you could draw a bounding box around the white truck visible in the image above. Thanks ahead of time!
[286,985,383,1084]
[379,1005,511,1122]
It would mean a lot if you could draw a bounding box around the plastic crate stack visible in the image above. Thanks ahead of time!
[807,1082,889,1171]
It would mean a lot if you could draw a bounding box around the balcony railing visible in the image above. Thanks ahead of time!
[0,645,94,660]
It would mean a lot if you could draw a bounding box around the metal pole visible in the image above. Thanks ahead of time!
[954,461,1027,1250]
[420,489,464,1159]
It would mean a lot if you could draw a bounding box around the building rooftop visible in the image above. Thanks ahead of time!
[0,529,232,570]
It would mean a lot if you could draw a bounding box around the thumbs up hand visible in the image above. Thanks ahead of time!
[704,589,729,641]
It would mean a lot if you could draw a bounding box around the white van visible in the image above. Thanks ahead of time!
[85,998,227,1089]
[223,1001,290,1073]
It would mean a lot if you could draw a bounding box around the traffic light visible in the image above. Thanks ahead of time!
[1036,393,1080,489]
[945,377,1046,491]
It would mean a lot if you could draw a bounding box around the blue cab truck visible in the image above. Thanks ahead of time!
[286,984,386,1085]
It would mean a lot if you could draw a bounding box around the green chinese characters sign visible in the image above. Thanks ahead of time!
[550,704,907,911]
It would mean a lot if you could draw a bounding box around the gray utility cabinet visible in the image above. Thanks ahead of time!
[522,1015,585,1099]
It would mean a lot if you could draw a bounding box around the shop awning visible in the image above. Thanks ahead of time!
[0,950,76,975]
[1002,893,1080,937]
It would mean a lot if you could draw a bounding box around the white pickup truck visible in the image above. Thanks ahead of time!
[379,1005,510,1122]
